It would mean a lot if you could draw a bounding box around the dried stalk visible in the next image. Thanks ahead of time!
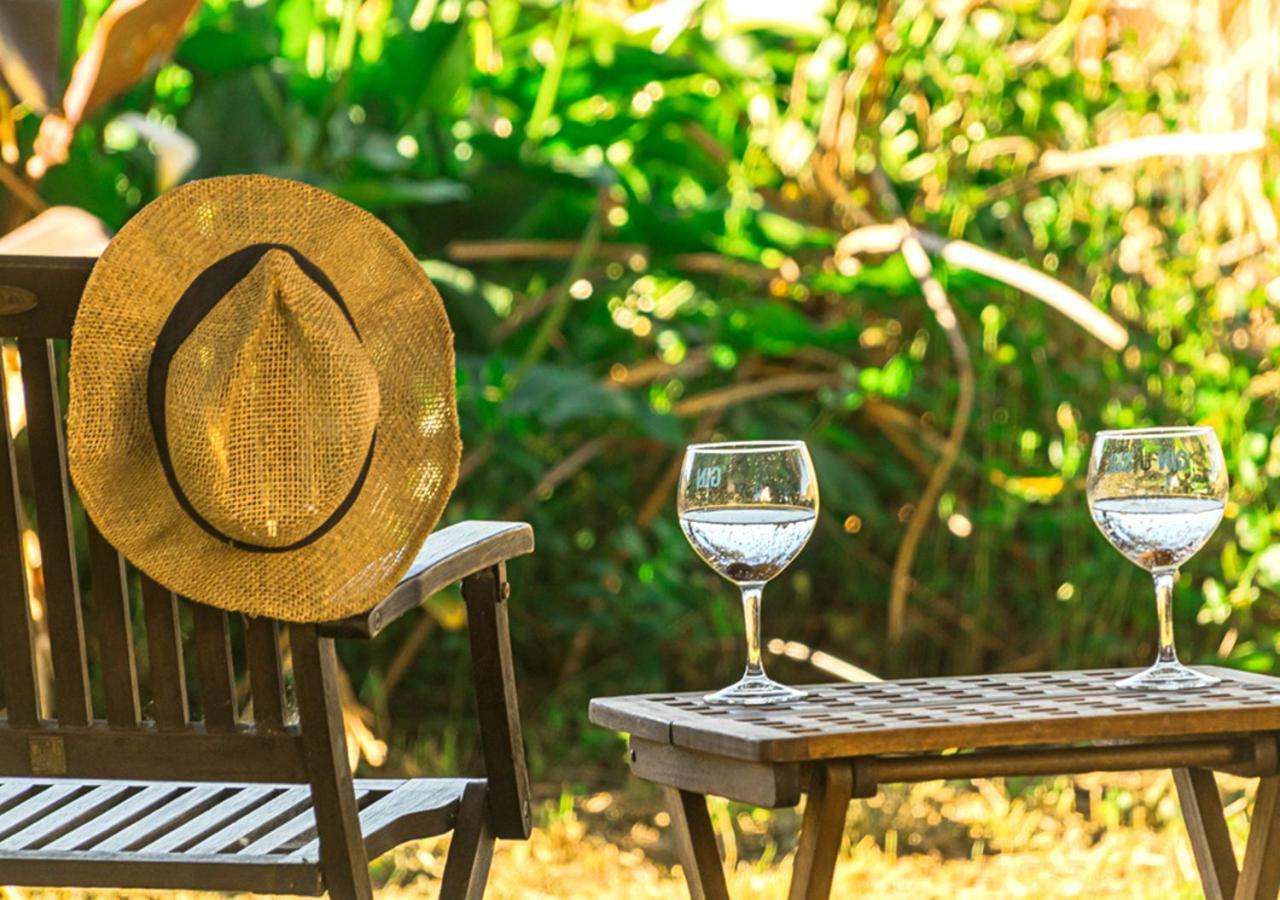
[505,195,604,390]
[337,661,387,770]
[602,348,712,389]
[836,214,1124,642]
[502,435,612,520]
[380,614,436,700]
[885,224,975,644]
[984,129,1267,203]
[837,225,1130,350]
[636,452,685,530]
[457,440,495,485]
[447,239,648,263]
[636,408,725,529]
[493,264,607,343]
[672,371,842,417]
[915,233,1129,350]
[1036,129,1266,177]
[863,0,896,134]
[631,371,851,541]
[671,252,773,281]
[0,164,47,215]
[860,398,938,477]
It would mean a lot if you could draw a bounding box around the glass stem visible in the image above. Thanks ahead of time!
[1153,569,1179,665]
[740,582,766,678]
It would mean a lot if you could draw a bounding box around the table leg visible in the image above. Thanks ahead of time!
[1174,767,1238,900]
[1236,776,1280,900]
[788,761,853,900]
[666,786,730,900]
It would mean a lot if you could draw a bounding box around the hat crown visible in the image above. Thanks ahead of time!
[164,248,381,548]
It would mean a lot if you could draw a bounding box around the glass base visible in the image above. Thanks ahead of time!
[1115,660,1220,692]
[704,673,806,707]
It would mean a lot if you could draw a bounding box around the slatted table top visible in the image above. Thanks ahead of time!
[589,667,1280,763]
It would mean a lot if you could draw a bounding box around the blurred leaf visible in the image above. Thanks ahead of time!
[32,0,200,177]
[809,442,877,518]
[0,0,60,110]
[506,365,634,426]
[756,211,833,249]
[178,12,275,72]
[63,0,201,123]
[109,111,198,189]
[180,71,282,174]
[1255,547,1280,591]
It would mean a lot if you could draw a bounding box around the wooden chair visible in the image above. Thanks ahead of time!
[0,255,534,898]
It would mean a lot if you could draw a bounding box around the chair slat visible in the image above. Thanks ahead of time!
[140,575,188,730]
[0,783,131,850]
[0,350,39,727]
[238,787,373,857]
[0,781,37,810]
[90,785,224,853]
[17,337,90,727]
[87,521,140,728]
[191,603,238,732]
[245,618,287,734]
[43,785,183,852]
[187,786,310,854]
[0,783,81,841]
[139,785,276,854]
[291,779,469,861]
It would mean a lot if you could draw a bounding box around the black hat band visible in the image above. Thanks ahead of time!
[146,242,376,554]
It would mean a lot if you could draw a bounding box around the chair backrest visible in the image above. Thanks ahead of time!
[0,255,307,784]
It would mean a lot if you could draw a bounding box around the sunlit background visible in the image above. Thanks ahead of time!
[2,0,1279,894]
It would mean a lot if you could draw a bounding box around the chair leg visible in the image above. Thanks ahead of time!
[441,782,495,900]
[1174,767,1239,900]
[665,786,730,900]
[788,762,852,900]
[291,625,373,900]
[1236,776,1280,900]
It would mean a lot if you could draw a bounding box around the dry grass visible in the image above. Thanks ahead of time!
[372,772,1219,899]
[6,772,1245,899]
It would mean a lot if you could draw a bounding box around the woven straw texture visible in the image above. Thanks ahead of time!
[68,175,461,622]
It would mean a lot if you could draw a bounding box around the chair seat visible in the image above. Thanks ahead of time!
[0,776,472,894]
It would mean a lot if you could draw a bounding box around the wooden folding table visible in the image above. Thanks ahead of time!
[590,667,1280,899]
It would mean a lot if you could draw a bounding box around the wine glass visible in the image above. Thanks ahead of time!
[1086,426,1228,690]
[678,440,818,705]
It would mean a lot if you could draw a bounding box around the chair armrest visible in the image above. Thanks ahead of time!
[319,520,534,639]
[319,519,535,838]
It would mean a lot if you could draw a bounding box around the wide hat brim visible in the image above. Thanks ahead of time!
[68,175,461,623]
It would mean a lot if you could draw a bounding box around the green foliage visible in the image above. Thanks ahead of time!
[32,0,1280,775]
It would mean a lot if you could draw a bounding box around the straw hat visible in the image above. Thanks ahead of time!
[68,175,460,622]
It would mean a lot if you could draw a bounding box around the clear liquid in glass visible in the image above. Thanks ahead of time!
[1089,496,1225,572]
[679,506,817,584]
[1086,426,1227,691]
[678,439,817,706]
